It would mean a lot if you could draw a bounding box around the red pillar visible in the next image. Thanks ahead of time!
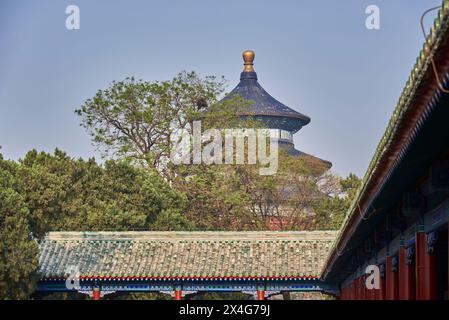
[359,276,366,300]
[92,287,101,300]
[366,274,376,301]
[359,276,363,300]
[350,282,355,300]
[398,246,415,300]
[175,289,182,300]
[366,283,372,300]
[369,267,382,300]
[364,275,370,301]
[379,267,386,300]
[415,232,438,300]
[385,256,398,300]
[257,289,265,300]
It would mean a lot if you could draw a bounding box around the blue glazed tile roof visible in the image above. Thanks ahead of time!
[279,141,332,168]
[222,54,310,133]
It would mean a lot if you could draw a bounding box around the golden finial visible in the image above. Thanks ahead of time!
[242,50,255,72]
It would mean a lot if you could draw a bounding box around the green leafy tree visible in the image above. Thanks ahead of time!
[151,208,196,231]
[313,173,361,229]
[238,150,332,230]
[75,72,262,230]
[75,71,346,231]
[75,72,228,170]
[16,149,187,234]
[0,154,38,299]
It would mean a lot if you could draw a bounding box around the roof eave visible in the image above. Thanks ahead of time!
[322,2,449,281]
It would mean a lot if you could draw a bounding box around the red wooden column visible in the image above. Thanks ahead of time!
[366,275,371,300]
[256,289,265,300]
[415,232,438,300]
[385,256,398,300]
[366,273,376,301]
[340,286,346,300]
[359,276,366,300]
[92,287,101,300]
[398,246,415,300]
[174,289,183,300]
[352,279,359,300]
[378,266,386,300]
[367,283,373,300]
[371,264,382,300]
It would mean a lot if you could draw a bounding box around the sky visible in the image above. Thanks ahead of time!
[0,0,443,178]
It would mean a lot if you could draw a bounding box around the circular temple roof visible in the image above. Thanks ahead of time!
[223,50,310,133]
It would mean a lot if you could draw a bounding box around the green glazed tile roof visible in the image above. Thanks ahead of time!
[38,231,336,279]
[323,1,449,278]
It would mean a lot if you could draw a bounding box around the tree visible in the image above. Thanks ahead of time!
[174,164,259,230]
[238,150,334,230]
[75,72,227,170]
[76,72,256,179]
[0,154,38,299]
[15,149,187,235]
[151,209,196,231]
[75,71,351,231]
[0,149,193,300]
[313,173,361,229]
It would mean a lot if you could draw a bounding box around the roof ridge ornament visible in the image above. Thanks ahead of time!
[242,50,255,72]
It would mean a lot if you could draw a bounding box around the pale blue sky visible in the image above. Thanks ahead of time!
[0,0,442,177]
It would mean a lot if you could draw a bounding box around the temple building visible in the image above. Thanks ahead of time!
[223,50,331,166]
[221,50,332,230]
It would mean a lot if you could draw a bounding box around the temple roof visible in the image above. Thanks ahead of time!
[279,141,332,168]
[38,231,336,279]
[223,50,310,133]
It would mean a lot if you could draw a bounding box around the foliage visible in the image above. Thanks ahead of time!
[313,173,361,229]
[0,155,39,299]
[76,72,349,231]
[75,72,228,170]
[0,149,189,300]
[238,150,333,230]
[15,149,186,236]
[151,208,196,231]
